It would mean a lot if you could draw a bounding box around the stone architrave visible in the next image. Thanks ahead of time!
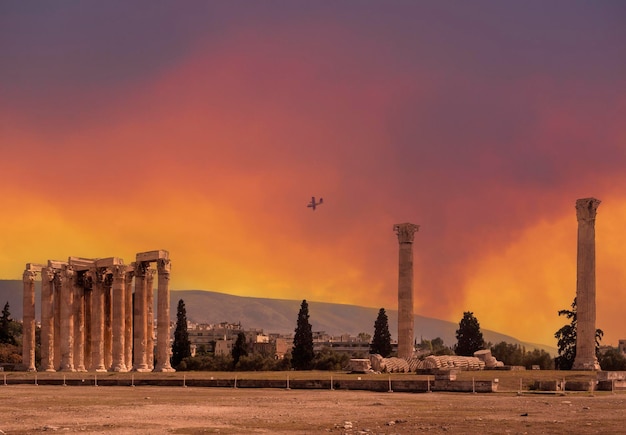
[111,265,127,372]
[40,267,56,372]
[573,197,602,371]
[155,258,174,372]
[146,267,155,370]
[59,265,75,371]
[90,268,107,372]
[133,261,150,371]
[21,266,39,372]
[393,223,420,360]
[124,266,135,371]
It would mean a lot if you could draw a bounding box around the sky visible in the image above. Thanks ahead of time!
[1,1,625,348]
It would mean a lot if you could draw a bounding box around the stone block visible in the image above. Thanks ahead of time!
[95,257,124,268]
[47,260,67,269]
[68,257,95,271]
[136,250,169,262]
[25,263,44,272]
[597,371,626,381]
[348,358,371,373]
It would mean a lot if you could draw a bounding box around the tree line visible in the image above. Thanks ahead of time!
[2,296,625,371]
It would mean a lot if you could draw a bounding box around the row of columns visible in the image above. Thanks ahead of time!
[21,250,174,372]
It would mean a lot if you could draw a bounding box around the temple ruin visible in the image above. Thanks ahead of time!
[21,250,174,372]
[572,198,602,370]
[393,222,419,359]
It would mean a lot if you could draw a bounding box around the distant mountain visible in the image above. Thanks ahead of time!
[0,280,556,355]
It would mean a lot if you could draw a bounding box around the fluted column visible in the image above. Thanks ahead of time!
[124,266,134,371]
[84,282,92,369]
[146,267,155,370]
[111,265,127,372]
[394,223,420,359]
[22,269,37,371]
[573,198,602,370]
[90,268,107,372]
[133,262,150,371]
[73,273,86,372]
[40,267,55,372]
[155,259,174,372]
[104,273,113,370]
[59,265,75,371]
[53,272,61,370]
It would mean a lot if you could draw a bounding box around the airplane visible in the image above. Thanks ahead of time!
[307,196,323,211]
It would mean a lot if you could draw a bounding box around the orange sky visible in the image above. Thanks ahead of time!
[1,2,625,347]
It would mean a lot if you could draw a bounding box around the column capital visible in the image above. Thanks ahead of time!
[22,269,37,283]
[157,258,171,279]
[134,261,150,278]
[42,267,55,283]
[393,223,420,244]
[576,198,601,222]
[111,265,126,281]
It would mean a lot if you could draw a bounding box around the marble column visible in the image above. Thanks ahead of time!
[40,267,55,372]
[124,267,134,371]
[146,267,155,370]
[394,223,420,359]
[133,262,150,371]
[104,274,113,370]
[90,268,107,372]
[21,269,37,372]
[84,283,92,370]
[111,265,127,372]
[59,265,75,371]
[53,272,62,370]
[573,197,602,370]
[72,273,86,372]
[155,259,174,372]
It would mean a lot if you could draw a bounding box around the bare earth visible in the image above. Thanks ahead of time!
[1,385,625,434]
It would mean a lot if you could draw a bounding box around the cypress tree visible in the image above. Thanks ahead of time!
[291,299,314,370]
[454,311,485,356]
[171,299,191,368]
[370,308,392,357]
[232,331,248,367]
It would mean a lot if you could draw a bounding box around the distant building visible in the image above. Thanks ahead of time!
[619,339,626,355]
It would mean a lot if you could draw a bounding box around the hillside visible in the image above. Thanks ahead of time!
[0,280,556,355]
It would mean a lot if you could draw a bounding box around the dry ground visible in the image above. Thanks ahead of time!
[1,371,624,434]
[2,387,625,434]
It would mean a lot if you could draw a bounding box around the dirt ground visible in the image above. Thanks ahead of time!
[1,385,625,434]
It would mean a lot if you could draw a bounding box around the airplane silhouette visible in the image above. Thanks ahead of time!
[307,196,323,211]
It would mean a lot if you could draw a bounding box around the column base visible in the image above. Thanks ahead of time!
[132,366,152,373]
[27,367,37,372]
[44,368,56,372]
[111,364,128,373]
[153,365,176,373]
[572,358,601,371]
[60,367,76,372]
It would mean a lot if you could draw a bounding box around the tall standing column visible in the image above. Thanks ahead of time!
[90,268,107,372]
[53,272,62,370]
[133,262,150,371]
[146,267,155,370]
[59,265,75,371]
[40,267,56,372]
[573,197,602,370]
[22,268,37,372]
[394,223,420,359]
[155,259,174,372]
[104,274,113,370]
[111,265,127,372]
[73,274,86,372]
[124,266,134,371]
[84,283,92,369]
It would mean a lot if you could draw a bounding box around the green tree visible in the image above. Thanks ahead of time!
[554,298,604,370]
[291,300,314,370]
[454,311,484,356]
[491,342,524,366]
[598,348,626,371]
[523,348,554,370]
[370,308,392,357]
[232,332,248,367]
[171,299,191,369]
[0,302,16,345]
